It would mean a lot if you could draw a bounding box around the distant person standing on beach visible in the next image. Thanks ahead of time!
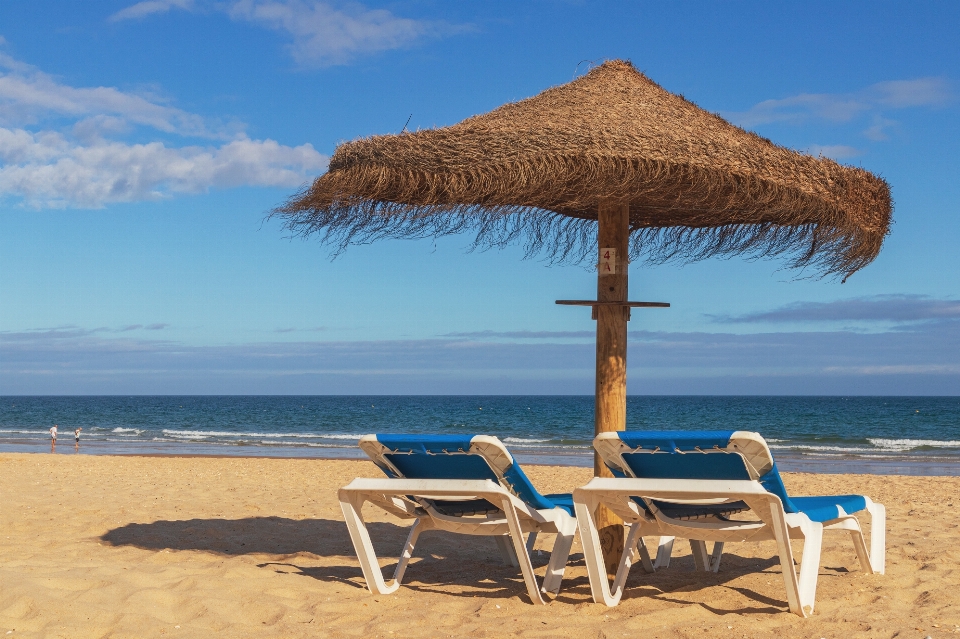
[50,424,58,447]
[74,427,82,445]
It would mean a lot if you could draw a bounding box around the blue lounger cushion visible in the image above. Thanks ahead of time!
[758,464,868,522]
[366,434,574,516]
[542,493,576,517]
[604,431,870,523]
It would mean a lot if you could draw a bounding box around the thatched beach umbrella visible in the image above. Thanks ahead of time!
[276,60,892,575]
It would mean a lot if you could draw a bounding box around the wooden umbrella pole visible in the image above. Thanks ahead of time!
[594,198,629,578]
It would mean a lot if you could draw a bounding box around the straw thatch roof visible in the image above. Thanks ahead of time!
[277,60,891,279]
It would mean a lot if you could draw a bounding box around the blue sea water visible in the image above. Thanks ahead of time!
[1,396,959,475]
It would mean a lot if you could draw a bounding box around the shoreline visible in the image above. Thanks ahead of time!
[4,440,960,476]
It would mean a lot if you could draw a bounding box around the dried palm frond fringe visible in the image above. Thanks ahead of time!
[275,60,892,280]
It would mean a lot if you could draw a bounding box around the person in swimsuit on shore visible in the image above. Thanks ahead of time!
[74,427,82,447]
[50,424,58,449]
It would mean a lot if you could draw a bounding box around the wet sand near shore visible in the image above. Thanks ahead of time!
[4,439,959,477]
[1,453,959,638]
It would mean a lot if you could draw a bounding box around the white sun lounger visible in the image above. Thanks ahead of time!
[574,430,885,617]
[339,434,579,604]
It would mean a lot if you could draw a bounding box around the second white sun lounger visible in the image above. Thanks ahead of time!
[339,434,578,604]
[574,430,885,617]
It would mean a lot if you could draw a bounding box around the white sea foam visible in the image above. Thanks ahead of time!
[160,429,362,440]
[506,443,592,450]
[503,437,551,444]
[801,452,895,459]
[259,440,354,448]
[770,439,960,454]
[0,429,48,434]
[867,438,960,452]
[112,427,143,435]
[770,444,876,453]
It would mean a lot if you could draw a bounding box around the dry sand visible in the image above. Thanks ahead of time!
[1,452,959,638]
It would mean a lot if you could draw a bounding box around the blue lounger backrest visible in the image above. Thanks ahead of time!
[616,431,755,480]
[609,431,804,511]
[599,431,867,521]
[370,434,558,512]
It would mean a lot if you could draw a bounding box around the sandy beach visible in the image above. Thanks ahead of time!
[2,453,959,638]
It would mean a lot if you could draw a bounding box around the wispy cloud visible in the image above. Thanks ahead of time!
[117,323,169,331]
[0,50,327,208]
[230,0,450,67]
[0,324,172,340]
[3,320,959,394]
[0,51,224,138]
[729,77,950,129]
[823,364,960,375]
[861,114,899,142]
[109,0,464,67]
[108,0,195,22]
[870,78,952,108]
[711,294,960,324]
[728,77,951,153]
[0,326,107,342]
[441,330,594,339]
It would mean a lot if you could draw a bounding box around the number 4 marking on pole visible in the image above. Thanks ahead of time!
[599,248,617,275]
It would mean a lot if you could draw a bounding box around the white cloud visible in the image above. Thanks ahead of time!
[869,78,951,108]
[72,115,133,142]
[729,77,951,128]
[228,0,435,66]
[711,294,960,324]
[862,115,898,142]
[0,47,327,208]
[0,52,226,138]
[108,0,195,22]
[108,0,459,66]
[0,128,327,208]
[822,364,960,375]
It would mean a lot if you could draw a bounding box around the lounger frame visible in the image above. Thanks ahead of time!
[573,476,885,617]
[340,475,577,604]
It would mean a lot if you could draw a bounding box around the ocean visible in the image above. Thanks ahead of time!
[1,395,959,475]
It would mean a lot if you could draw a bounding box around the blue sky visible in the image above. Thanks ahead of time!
[1,1,958,394]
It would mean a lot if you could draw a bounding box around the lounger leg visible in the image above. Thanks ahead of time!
[796,521,823,615]
[573,494,622,606]
[501,497,545,605]
[338,490,405,595]
[825,509,881,575]
[527,532,539,555]
[709,542,724,573]
[541,517,577,596]
[608,523,645,597]
[392,518,423,585]
[495,535,520,567]
[637,536,655,574]
[768,505,806,617]
[866,501,886,574]
[690,540,710,571]
[848,523,873,575]
[654,537,675,569]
